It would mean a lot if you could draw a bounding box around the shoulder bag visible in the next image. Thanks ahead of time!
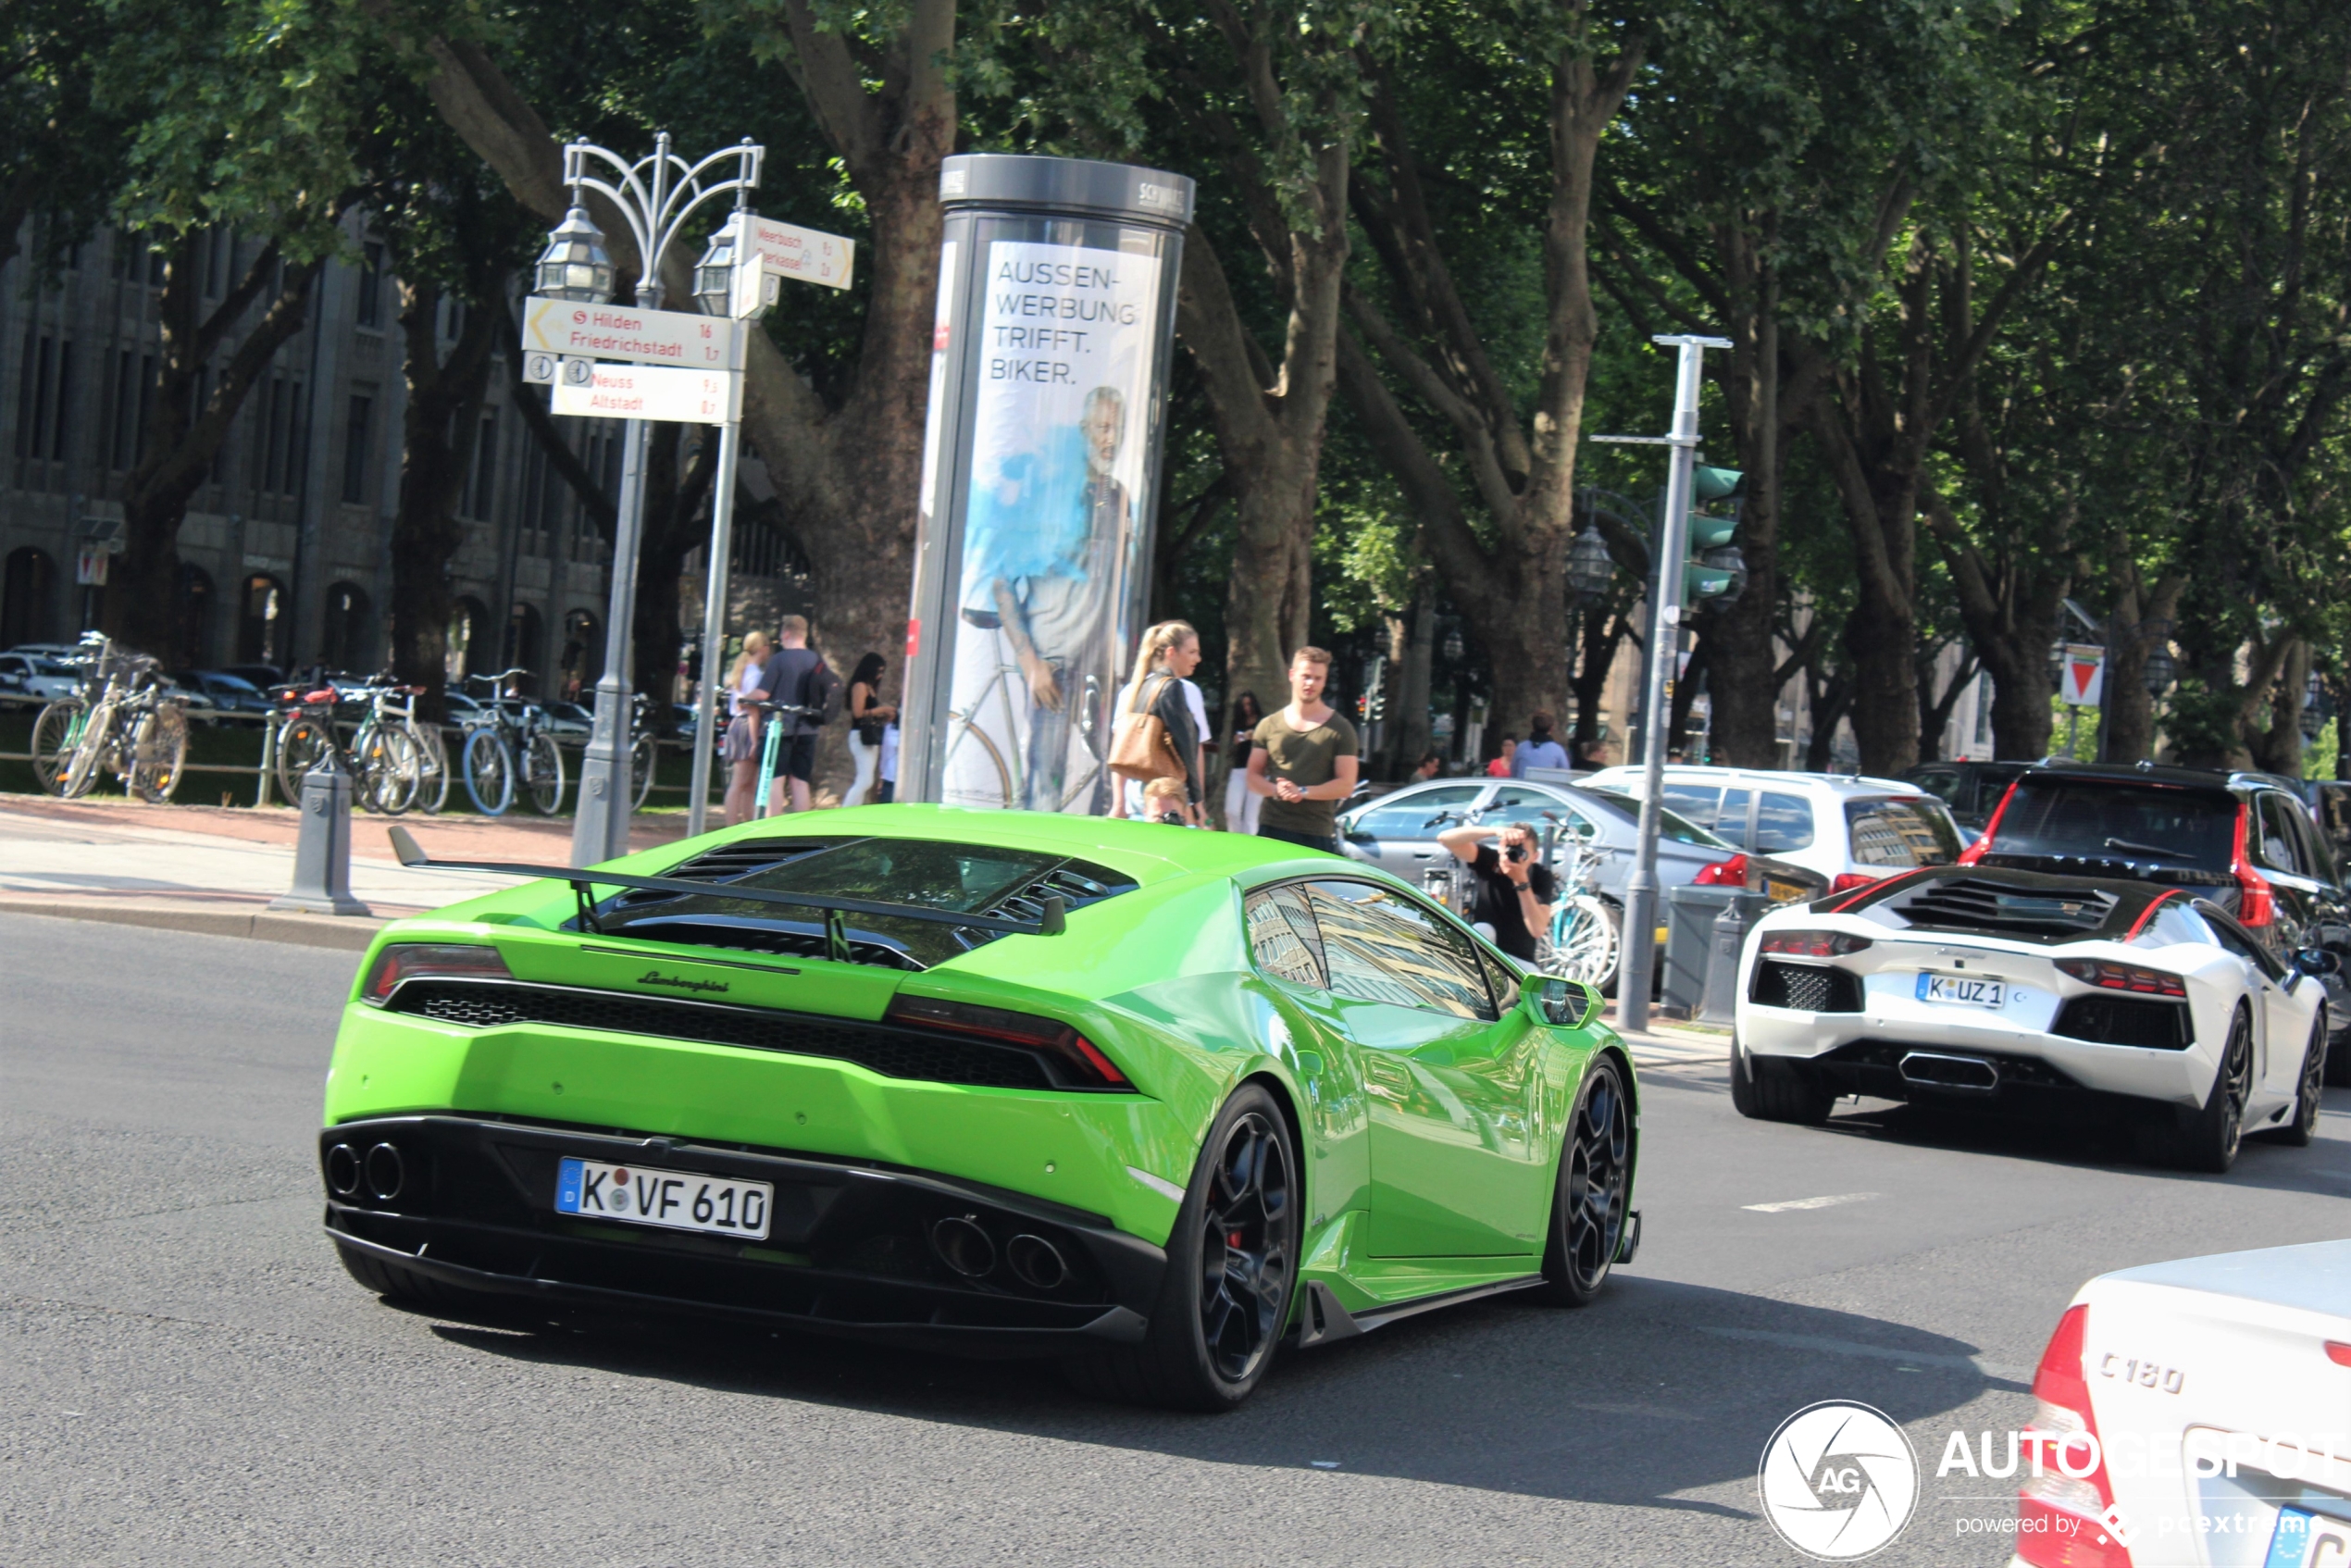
[1108,675,1187,784]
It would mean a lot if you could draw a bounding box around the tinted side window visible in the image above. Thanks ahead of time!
[1308,882,1496,1021]
[2256,793,2306,877]
[1716,789,1752,850]
[1245,885,1326,988]
[1661,784,1723,829]
[2201,904,2285,980]
[1845,798,1962,867]
[1755,792,1817,853]
[1912,768,1961,804]
[1350,785,1483,839]
[1487,786,1580,833]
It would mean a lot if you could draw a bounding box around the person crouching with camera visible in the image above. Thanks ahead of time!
[1436,820,1559,964]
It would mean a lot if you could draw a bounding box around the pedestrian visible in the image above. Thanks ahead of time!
[1511,712,1570,777]
[1571,738,1602,772]
[1142,775,1191,826]
[761,616,831,816]
[1246,646,1360,853]
[1486,737,1516,778]
[877,718,900,803]
[721,630,773,827]
[1110,620,1205,822]
[1411,750,1444,782]
[1436,819,1560,964]
[846,652,895,807]
[1221,690,1265,834]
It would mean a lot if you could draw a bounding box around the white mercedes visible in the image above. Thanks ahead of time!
[1731,865,2332,1171]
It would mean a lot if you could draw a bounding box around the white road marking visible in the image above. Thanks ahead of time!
[1742,1191,1880,1213]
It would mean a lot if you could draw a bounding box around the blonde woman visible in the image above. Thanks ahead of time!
[721,629,774,826]
[1110,620,1205,822]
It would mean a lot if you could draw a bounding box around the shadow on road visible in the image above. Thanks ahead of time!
[416,1273,2016,1514]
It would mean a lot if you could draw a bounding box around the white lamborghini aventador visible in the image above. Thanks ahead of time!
[1730,865,2333,1171]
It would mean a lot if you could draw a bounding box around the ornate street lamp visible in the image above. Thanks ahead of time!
[1567,526,1614,602]
[2142,643,2175,699]
[2303,671,2333,741]
[694,216,745,318]
[1441,626,1463,663]
[534,202,616,304]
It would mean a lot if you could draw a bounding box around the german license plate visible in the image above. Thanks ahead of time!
[554,1157,772,1240]
[2265,1506,2351,1568]
[1916,973,2005,1008]
[1767,879,1809,903]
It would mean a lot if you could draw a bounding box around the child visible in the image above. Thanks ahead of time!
[1142,775,1191,826]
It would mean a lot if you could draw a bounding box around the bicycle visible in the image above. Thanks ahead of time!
[628,691,659,811]
[457,670,566,816]
[271,674,426,814]
[32,632,190,803]
[940,629,1102,812]
[1536,830,1623,992]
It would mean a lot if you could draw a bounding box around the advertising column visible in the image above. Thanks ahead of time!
[898,154,1193,812]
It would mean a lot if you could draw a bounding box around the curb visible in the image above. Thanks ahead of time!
[0,899,390,952]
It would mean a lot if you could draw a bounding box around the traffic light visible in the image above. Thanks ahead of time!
[1682,464,1747,608]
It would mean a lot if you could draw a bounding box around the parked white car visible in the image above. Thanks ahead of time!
[2009,1240,2351,1568]
[1579,764,1963,888]
[0,651,81,702]
[1733,864,2330,1172]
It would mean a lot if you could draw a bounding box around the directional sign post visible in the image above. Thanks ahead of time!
[539,360,743,424]
[521,297,742,370]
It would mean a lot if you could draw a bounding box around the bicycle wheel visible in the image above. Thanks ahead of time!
[462,728,514,815]
[276,716,335,804]
[1544,896,1623,992]
[30,701,83,796]
[61,703,116,800]
[354,724,419,815]
[410,723,451,815]
[129,704,191,803]
[522,731,566,815]
[942,714,1014,809]
[628,734,657,810]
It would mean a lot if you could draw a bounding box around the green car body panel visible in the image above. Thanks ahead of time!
[321,804,1636,1336]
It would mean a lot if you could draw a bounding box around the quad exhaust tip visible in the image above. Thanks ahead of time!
[1898,1051,2000,1093]
[325,1143,361,1198]
[364,1142,405,1201]
[1005,1233,1068,1291]
[930,1215,996,1278]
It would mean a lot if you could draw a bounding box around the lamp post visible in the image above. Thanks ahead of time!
[533,133,763,867]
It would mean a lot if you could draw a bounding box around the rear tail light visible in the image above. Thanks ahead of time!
[2017,1303,2133,1568]
[1758,929,1873,958]
[2327,1342,2351,1367]
[1828,872,1877,893]
[1693,853,1748,887]
[361,942,512,1003]
[2056,959,2187,998]
[1958,779,2021,865]
[2231,805,2277,927]
[884,994,1132,1090]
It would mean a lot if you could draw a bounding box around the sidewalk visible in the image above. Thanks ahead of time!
[0,796,698,950]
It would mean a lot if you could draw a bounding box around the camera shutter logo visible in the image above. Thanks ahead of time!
[1758,1400,1919,1560]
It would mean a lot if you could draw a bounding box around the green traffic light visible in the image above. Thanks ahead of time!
[1694,465,1742,501]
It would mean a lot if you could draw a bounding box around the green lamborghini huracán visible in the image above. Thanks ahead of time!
[320,805,1640,1410]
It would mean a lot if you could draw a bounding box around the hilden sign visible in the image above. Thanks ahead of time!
[522,297,742,369]
[742,216,854,291]
[552,363,741,424]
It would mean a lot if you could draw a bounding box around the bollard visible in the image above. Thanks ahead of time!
[268,756,372,916]
[1700,890,1766,1024]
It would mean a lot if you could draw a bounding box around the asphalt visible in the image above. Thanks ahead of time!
[6,911,2350,1565]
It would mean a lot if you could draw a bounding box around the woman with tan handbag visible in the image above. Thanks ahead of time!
[1107,620,1204,822]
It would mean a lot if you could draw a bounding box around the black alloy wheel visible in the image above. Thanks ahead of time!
[1538,1055,1634,1306]
[1063,1082,1299,1412]
[2171,1007,2254,1174]
[2257,1014,2327,1148]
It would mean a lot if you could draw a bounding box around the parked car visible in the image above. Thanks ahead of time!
[325,809,1642,1410]
[1735,864,2331,1171]
[217,663,285,692]
[2011,1241,2351,1567]
[1961,760,2351,1067]
[1902,758,2031,834]
[539,700,596,740]
[1579,764,1964,889]
[172,669,277,715]
[2299,778,2351,867]
[1336,776,1825,904]
[0,651,81,703]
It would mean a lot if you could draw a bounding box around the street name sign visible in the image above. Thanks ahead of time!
[551,362,742,424]
[522,297,742,369]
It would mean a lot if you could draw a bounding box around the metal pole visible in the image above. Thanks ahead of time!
[572,417,651,865]
[1618,334,1725,1032]
[686,419,740,837]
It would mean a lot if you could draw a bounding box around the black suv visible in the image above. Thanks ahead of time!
[1904,759,2032,835]
[1963,760,2351,1069]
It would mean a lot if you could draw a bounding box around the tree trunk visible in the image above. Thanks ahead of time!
[1394,594,1435,773]
[2099,557,2181,765]
[1572,603,1628,757]
[388,280,499,717]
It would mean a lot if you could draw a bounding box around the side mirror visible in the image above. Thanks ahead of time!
[1525,976,1602,1030]
[2295,947,2341,977]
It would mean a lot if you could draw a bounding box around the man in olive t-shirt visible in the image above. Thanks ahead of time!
[1246,646,1360,852]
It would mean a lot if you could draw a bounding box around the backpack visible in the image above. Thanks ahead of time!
[800,657,845,725]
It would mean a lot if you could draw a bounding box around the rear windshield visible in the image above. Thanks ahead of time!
[1845,798,1962,867]
[1985,780,2236,872]
[594,837,1134,968]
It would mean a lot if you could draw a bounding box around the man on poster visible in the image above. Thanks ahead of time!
[958,383,1130,811]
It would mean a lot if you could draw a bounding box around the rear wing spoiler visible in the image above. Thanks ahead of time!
[384,826,1065,957]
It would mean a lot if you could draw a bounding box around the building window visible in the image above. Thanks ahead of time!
[237,574,287,668]
[177,564,215,668]
[322,582,371,672]
[355,242,384,330]
[342,393,373,504]
[13,331,73,465]
[2,548,57,648]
